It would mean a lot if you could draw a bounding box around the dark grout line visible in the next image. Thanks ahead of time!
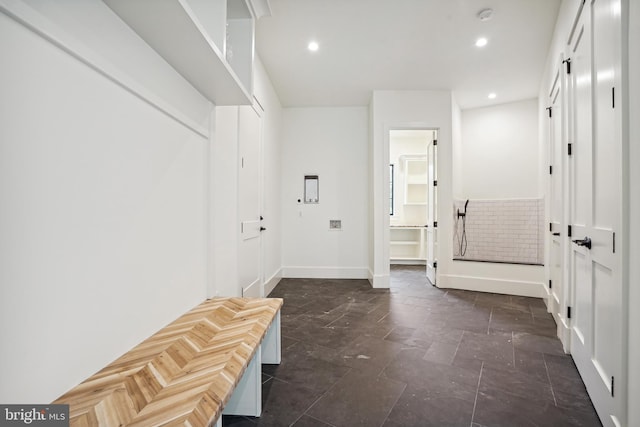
[470,361,485,427]
[542,352,559,406]
[299,367,353,426]
[267,267,598,426]
[511,331,516,368]
[379,381,407,427]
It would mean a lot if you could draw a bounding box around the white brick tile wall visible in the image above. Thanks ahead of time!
[453,199,544,265]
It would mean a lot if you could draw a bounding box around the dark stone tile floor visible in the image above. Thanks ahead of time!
[223,265,601,427]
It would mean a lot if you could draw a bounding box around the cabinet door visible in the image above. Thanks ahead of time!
[568,2,623,425]
[238,105,263,297]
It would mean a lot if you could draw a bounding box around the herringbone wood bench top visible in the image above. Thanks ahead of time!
[53,297,283,427]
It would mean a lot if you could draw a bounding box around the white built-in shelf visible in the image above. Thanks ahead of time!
[103,0,262,105]
[390,226,427,262]
[401,155,428,205]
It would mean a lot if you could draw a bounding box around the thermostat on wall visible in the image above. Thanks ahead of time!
[304,175,319,203]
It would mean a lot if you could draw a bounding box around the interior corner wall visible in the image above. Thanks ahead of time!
[452,98,463,199]
[0,2,211,403]
[280,107,369,279]
[211,106,240,297]
[460,98,540,199]
[442,98,545,296]
[368,102,375,281]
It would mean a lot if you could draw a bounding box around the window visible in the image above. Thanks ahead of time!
[390,164,394,215]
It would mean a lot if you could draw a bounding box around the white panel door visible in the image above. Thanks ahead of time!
[238,103,263,298]
[548,67,568,343]
[568,1,623,425]
[426,134,437,285]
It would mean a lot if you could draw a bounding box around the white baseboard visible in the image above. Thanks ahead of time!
[368,269,390,288]
[263,270,282,297]
[438,274,546,298]
[281,266,369,280]
[242,279,261,298]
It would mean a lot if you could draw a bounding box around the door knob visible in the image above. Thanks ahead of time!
[260,227,266,232]
[572,237,592,249]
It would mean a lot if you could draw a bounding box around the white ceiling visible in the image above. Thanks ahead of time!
[255,0,562,109]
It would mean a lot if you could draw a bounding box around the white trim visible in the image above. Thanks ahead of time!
[0,0,209,138]
[368,268,390,288]
[242,278,261,298]
[263,269,282,296]
[282,266,369,280]
[438,274,545,298]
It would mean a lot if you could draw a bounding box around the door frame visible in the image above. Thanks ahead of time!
[384,123,439,280]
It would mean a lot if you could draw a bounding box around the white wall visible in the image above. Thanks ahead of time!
[281,107,369,278]
[452,99,463,199]
[0,2,211,403]
[460,99,540,199]
[449,98,544,295]
[211,106,239,297]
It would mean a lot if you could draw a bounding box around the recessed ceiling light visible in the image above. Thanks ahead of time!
[308,41,319,52]
[475,37,488,47]
[477,8,494,21]
[488,93,497,99]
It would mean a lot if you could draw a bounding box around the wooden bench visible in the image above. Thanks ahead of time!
[53,297,283,426]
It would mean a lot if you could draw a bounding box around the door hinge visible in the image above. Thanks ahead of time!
[568,143,573,156]
[562,58,571,74]
[549,165,553,175]
[549,279,552,289]
[433,261,438,269]
[241,157,244,168]
[613,232,616,253]
[433,180,438,186]
[433,221,438,228]
[546,107,552,118]
[567,306,572,319]
[612,87,615,109]
[433,139,438,146]
[568,225,572,237]
[611,376,615,397]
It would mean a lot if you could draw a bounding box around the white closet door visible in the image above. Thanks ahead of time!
[548,65,569,344]
[238,103,263,298]
[568,1,624,425]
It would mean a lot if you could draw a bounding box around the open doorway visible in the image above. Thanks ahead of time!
[388,129,438,284]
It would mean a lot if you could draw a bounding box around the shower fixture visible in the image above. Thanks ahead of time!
[456,199,469,256]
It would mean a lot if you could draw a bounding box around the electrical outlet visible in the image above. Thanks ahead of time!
[329,220,342,230]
